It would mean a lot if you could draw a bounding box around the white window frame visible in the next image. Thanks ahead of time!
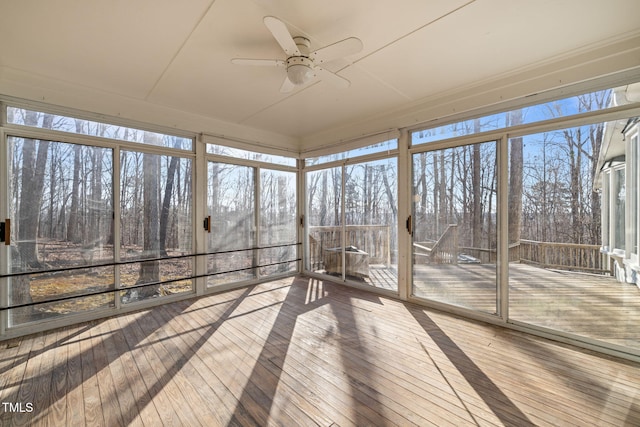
[627,133,639,263]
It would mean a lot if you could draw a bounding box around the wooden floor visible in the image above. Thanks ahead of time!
[1,275,639,426]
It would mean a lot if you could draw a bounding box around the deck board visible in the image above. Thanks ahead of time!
[1,274,639,426]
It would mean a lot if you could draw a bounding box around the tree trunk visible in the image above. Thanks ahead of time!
[159,155,179,256]
[472,143,482,248]
[135,136,161,299]
[67,141,82,243]
[18,112,51,268]
[13,113,52,320]
[508,110,524,244]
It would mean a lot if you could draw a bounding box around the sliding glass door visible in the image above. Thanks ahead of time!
[306,157,398,291]
[306,167,343,277]
[411,141,498,314]
[207,161,256,286]
[6,137,114,324]
[206,161,298,287]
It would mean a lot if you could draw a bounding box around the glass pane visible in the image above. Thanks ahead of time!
[306,167,342,276]
[509,120,640,352]
[412,89,613,145]
[344,158,398,291]
[631,135,638,256]
[207,162,256,286]
[7,137,114,324]
[259,169,297,277]
[412,142,498,314]
[119,151,193,303]
[207,144,296,167]
[305,139,397,166]
[614,168,626,249]
[7,107,192,150]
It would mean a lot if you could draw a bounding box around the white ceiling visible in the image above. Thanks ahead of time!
[1,0,640,151]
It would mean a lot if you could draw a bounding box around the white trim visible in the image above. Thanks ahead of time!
[3,124,197,160]
[254,165,261,281]
[1,96,197,140]
[303,148,400,172]
[113,145,122,310]
[297,158,305,274]
[301,128,400,159]
[497,134,509,320]
[0,129,7,336]
[202,133,300,158]
[409,103,640,152]
[205,152,297,173]
[195,135,208,296]
[397,129,410,301]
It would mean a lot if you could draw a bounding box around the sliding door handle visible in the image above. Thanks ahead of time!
[0,219,9,245]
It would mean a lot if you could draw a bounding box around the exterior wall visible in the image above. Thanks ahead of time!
[600,122,640,288]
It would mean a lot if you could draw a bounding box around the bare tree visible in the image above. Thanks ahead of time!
[508,110,524,244]
[134,134,162,299]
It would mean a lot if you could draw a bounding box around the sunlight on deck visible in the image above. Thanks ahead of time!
[367,263,640,351]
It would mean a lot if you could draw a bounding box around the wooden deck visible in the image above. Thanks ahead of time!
[411,263,640,350]
[1,275,639,426]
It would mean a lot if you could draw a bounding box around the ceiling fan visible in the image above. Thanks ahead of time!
[232,16,363,93]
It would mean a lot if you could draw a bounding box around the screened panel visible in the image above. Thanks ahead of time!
[305,139,397,166]
[207,162,256,286]
[259,169,297,277]
[6,137,114,324]
[344,158,398,290]
[509,121,640,352]
[7,106,192,150]
[306,167,342,276]
[412,89,613,145]
[207,144,296,167]
[119,150,193,303]
[412,141,498,314]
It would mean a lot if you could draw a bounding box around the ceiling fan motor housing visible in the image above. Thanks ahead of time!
[287,37,314,85]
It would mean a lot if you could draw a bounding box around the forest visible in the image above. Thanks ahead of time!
[7,107,194,320]
[306,90,610,270]
[3,89,611,321]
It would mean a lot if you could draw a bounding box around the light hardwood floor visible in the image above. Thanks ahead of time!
[1,275,639,426]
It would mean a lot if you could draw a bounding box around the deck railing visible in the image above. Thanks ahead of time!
[518,239,608,274]
[412,226,607,274]
[413,224,459,264]
[308,225,391,270]
[308,225,609,275]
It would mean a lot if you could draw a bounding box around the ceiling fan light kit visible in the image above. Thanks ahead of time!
[232,16,363,92]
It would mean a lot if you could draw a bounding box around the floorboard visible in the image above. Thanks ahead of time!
[1,275,639,426]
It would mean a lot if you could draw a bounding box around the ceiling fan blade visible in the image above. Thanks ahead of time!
[280,76,296,93]
[231,58,285,67]
[311,37,363,64]
[263,16,300,56]
[314,67,350,89]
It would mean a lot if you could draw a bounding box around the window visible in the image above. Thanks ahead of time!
[628,134,639,259]
[7,106,193,150]
[305,139,397,166]
[259,169,298,277]
[614,167,626,251]
[412,89,613,145]
[206,162,298,287]
[207,143,297,167]
[6,137,114,324]
[412,141,498,313]
[119,150,194,303]
[305,156,398,291]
